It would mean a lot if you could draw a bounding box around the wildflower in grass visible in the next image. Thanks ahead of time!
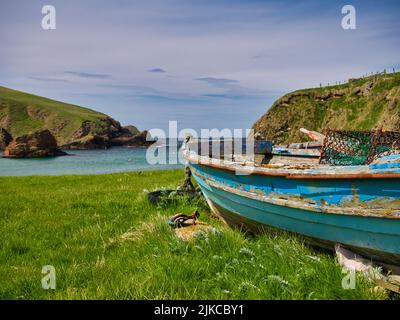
[273,244,283,256]
[95,255,105,268]
[246,257,256,267]
[302,267,316,278]
[212,255,222,260]
[239,247,255,256]
[265,275,290,288]
[363,266,384,282]
[210,227,223,237]
[215,272,227,280]
[193,229,208,240]
[306,255,321,262]
[224,263,236,271]
[239,281,259,291]
[222,289,231,294]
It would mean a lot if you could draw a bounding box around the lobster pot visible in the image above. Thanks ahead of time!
[319,129,400,166]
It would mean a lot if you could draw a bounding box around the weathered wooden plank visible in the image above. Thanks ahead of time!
[376,278,400,294]
[272,146,320,158]
[186,138,273,157]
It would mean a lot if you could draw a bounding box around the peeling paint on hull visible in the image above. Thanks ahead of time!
[209,200,400,265]
[187,158,400,265]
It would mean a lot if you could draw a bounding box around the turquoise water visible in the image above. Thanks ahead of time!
[0,147,183,176]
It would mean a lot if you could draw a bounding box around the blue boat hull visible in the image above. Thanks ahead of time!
[189,162,400,265]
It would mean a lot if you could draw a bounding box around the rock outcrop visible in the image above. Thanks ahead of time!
[61,122,153,149]
[61,117,122,149]
[61,134,110,150]
[3,130,67,158]
[60,117,151,149]
[109,130,154,147]
[0,128,12,150]
[122,125,140,135]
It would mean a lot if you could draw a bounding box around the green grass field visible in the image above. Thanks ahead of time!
[0,169,387,299]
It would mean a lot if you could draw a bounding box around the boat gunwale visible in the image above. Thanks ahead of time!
[190,166,400,220]
[183,151,400,180]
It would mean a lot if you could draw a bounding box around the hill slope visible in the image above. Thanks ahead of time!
[253,72,400,144]
[0,86,137,148]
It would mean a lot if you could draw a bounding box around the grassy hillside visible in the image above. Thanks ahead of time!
[0,86,124,146]
[253,72,400,144]
[0,170,385,299]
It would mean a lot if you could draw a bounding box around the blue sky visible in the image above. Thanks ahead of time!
[1,0,399,133]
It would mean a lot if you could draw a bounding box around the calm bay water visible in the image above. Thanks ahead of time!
[0,147,183,176]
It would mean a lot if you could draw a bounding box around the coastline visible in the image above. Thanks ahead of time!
[0,147,183,176]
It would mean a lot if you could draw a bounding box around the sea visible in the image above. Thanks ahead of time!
[0,146,184,176]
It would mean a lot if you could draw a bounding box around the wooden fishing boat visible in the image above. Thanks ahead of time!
[182,129,400,265]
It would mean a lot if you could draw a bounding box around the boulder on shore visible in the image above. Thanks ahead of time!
[0,128,12,150]
[3,129,67,158]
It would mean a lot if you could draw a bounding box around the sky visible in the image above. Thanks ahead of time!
[1,0,399,134]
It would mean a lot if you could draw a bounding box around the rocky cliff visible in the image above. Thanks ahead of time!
[0,86,147,149]
[252,72,400,144]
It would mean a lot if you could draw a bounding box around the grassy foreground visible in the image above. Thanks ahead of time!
[0,169,386,299]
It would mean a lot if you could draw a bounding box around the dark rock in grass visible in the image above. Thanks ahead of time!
[3,129,67,158]
[147,189,175,205]
[148,167,204,205]
[0,128,12,150]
